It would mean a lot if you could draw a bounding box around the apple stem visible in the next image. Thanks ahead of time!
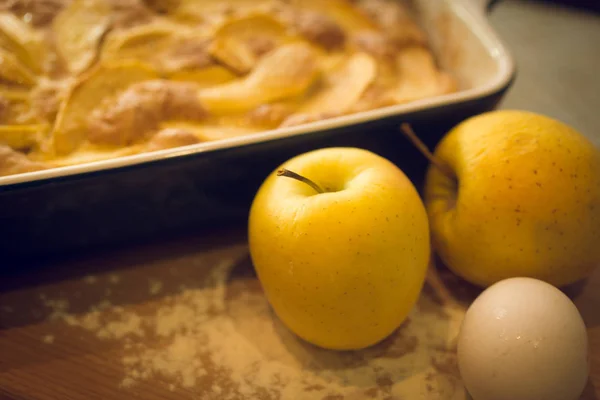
[400,123,455,181]
[277,168,325,194]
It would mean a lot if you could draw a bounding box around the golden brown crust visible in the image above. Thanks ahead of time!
[0,0,457,176]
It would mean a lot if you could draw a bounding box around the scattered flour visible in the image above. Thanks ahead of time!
[42,334,55,344]
[149,279,163,295]
[40,257,468,400]
[120,377,135,388]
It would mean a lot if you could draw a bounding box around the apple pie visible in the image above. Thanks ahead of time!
[0,0,457,177]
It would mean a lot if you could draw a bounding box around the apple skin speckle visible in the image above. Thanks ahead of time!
[249,147,430,350]
[423,110,600,288]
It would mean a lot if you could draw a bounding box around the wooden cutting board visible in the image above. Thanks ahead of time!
[0,227,598,400]
[2,1,600,399]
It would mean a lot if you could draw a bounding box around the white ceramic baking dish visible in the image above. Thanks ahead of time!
[0,0,515,260]
[0,0,514,188]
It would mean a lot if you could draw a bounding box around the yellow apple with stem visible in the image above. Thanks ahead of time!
[248,147,430,350]
[402,110,600,288]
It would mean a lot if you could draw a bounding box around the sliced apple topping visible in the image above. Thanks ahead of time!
[0,12,45,73]
[29,78,69,123]
[208,13,293,75]
[0,89,28,124]
[198,42,320,114]
[102,20,188,66]
[0,47,38,87]
[0,0,458,178]
[102,20,216,75]
[393,46,457,104]
[168,65,237,88]
[51,61,159,154]
[303,52,376,114]
[102,21,175,61]
[0,124,49,151]
[52,0,112,74]
[279,52,378,126]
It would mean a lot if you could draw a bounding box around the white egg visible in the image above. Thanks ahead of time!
[457,277,589,400]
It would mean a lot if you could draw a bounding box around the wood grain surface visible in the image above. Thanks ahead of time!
[0,228,598,400]
[2,0,600,399]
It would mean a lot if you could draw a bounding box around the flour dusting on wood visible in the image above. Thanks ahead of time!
[39,252,468,399]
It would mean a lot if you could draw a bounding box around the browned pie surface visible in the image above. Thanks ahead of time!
[0,0,456,178]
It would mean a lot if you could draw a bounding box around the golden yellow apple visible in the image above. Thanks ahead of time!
[424,110,600,287]
[248,147,430,350]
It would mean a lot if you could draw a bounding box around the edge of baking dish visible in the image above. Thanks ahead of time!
[0,0,516,188]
